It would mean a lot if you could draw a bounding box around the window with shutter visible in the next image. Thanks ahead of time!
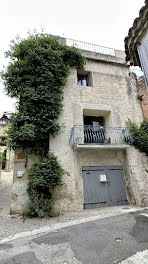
[137,41,148,90]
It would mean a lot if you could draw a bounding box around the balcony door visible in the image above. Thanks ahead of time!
[83,116,105,143]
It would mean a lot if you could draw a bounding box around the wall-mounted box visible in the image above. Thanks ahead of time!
[17,153,25,160]
[16,171,25,178]
[100,174,107,182]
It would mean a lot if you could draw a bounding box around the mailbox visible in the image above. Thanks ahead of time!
[16,171,25,178]
[100,174,107,182]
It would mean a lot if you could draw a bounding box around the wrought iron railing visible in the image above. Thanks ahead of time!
[66,38,115,57]
[69,126,133,147]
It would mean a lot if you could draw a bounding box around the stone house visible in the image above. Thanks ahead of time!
[0,114,14,182]
[0,114,8,147]
[11,38,148,214]
[0,114,14,171]
[125,0,148,89]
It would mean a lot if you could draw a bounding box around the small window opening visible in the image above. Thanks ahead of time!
[77,72,91,87]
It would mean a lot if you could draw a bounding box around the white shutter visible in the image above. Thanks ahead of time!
[137,41,148,90]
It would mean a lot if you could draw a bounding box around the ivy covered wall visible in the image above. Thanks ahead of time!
[1,34,85,216]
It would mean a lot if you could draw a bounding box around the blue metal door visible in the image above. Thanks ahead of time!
[82,166,127,208]
[106,166,127,203]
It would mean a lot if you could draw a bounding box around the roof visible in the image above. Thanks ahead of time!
[124,0,148,64]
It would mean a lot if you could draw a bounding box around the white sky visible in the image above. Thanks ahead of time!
[0,0,145,116]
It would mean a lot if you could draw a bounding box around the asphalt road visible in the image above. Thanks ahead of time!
[0,209,148,264]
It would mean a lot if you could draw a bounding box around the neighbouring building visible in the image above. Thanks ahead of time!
[125,0,148,89]
[137,76,148,120]
[11,38,148,214]
[0,114,14,174]
[0,114,8,147]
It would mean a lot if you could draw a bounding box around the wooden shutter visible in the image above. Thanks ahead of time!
[137,41,148,90]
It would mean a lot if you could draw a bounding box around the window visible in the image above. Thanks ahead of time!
[137,41,148,90]
[77,71,91,87]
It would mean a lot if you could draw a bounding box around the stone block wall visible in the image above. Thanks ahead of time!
[125,146,148,206]
[50,53,145,211]
[10,49,147,214]
[137,76,148,121]
[10,150,38,214]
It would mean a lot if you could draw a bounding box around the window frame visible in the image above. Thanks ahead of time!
[77,71,92,87]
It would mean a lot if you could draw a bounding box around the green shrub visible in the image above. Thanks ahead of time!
[24,153,65,217]
[127,120,148,155]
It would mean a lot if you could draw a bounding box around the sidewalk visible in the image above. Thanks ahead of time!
[0,171,147,241]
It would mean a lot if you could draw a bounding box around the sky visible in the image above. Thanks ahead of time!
[0,0,145,116]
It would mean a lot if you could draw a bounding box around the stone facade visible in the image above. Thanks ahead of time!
[11,46,148,214]
[137,76,148,121]
[125,146,148,206]
[5,149,15,172]
[10,150,38,214]
[49,51,146,212]
[0,125,7,139]
[0,124,14,183]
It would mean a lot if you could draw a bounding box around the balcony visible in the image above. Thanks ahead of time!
[66,38,115,57]
[69,126,133,150]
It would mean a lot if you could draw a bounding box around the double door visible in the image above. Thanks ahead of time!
[83,166,127,208]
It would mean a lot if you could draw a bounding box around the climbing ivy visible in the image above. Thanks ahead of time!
[2,34,85,154]
[2,33,85,216]
[25,153,65,217]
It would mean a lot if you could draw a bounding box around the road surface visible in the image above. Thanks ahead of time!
[0,208,148,264]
